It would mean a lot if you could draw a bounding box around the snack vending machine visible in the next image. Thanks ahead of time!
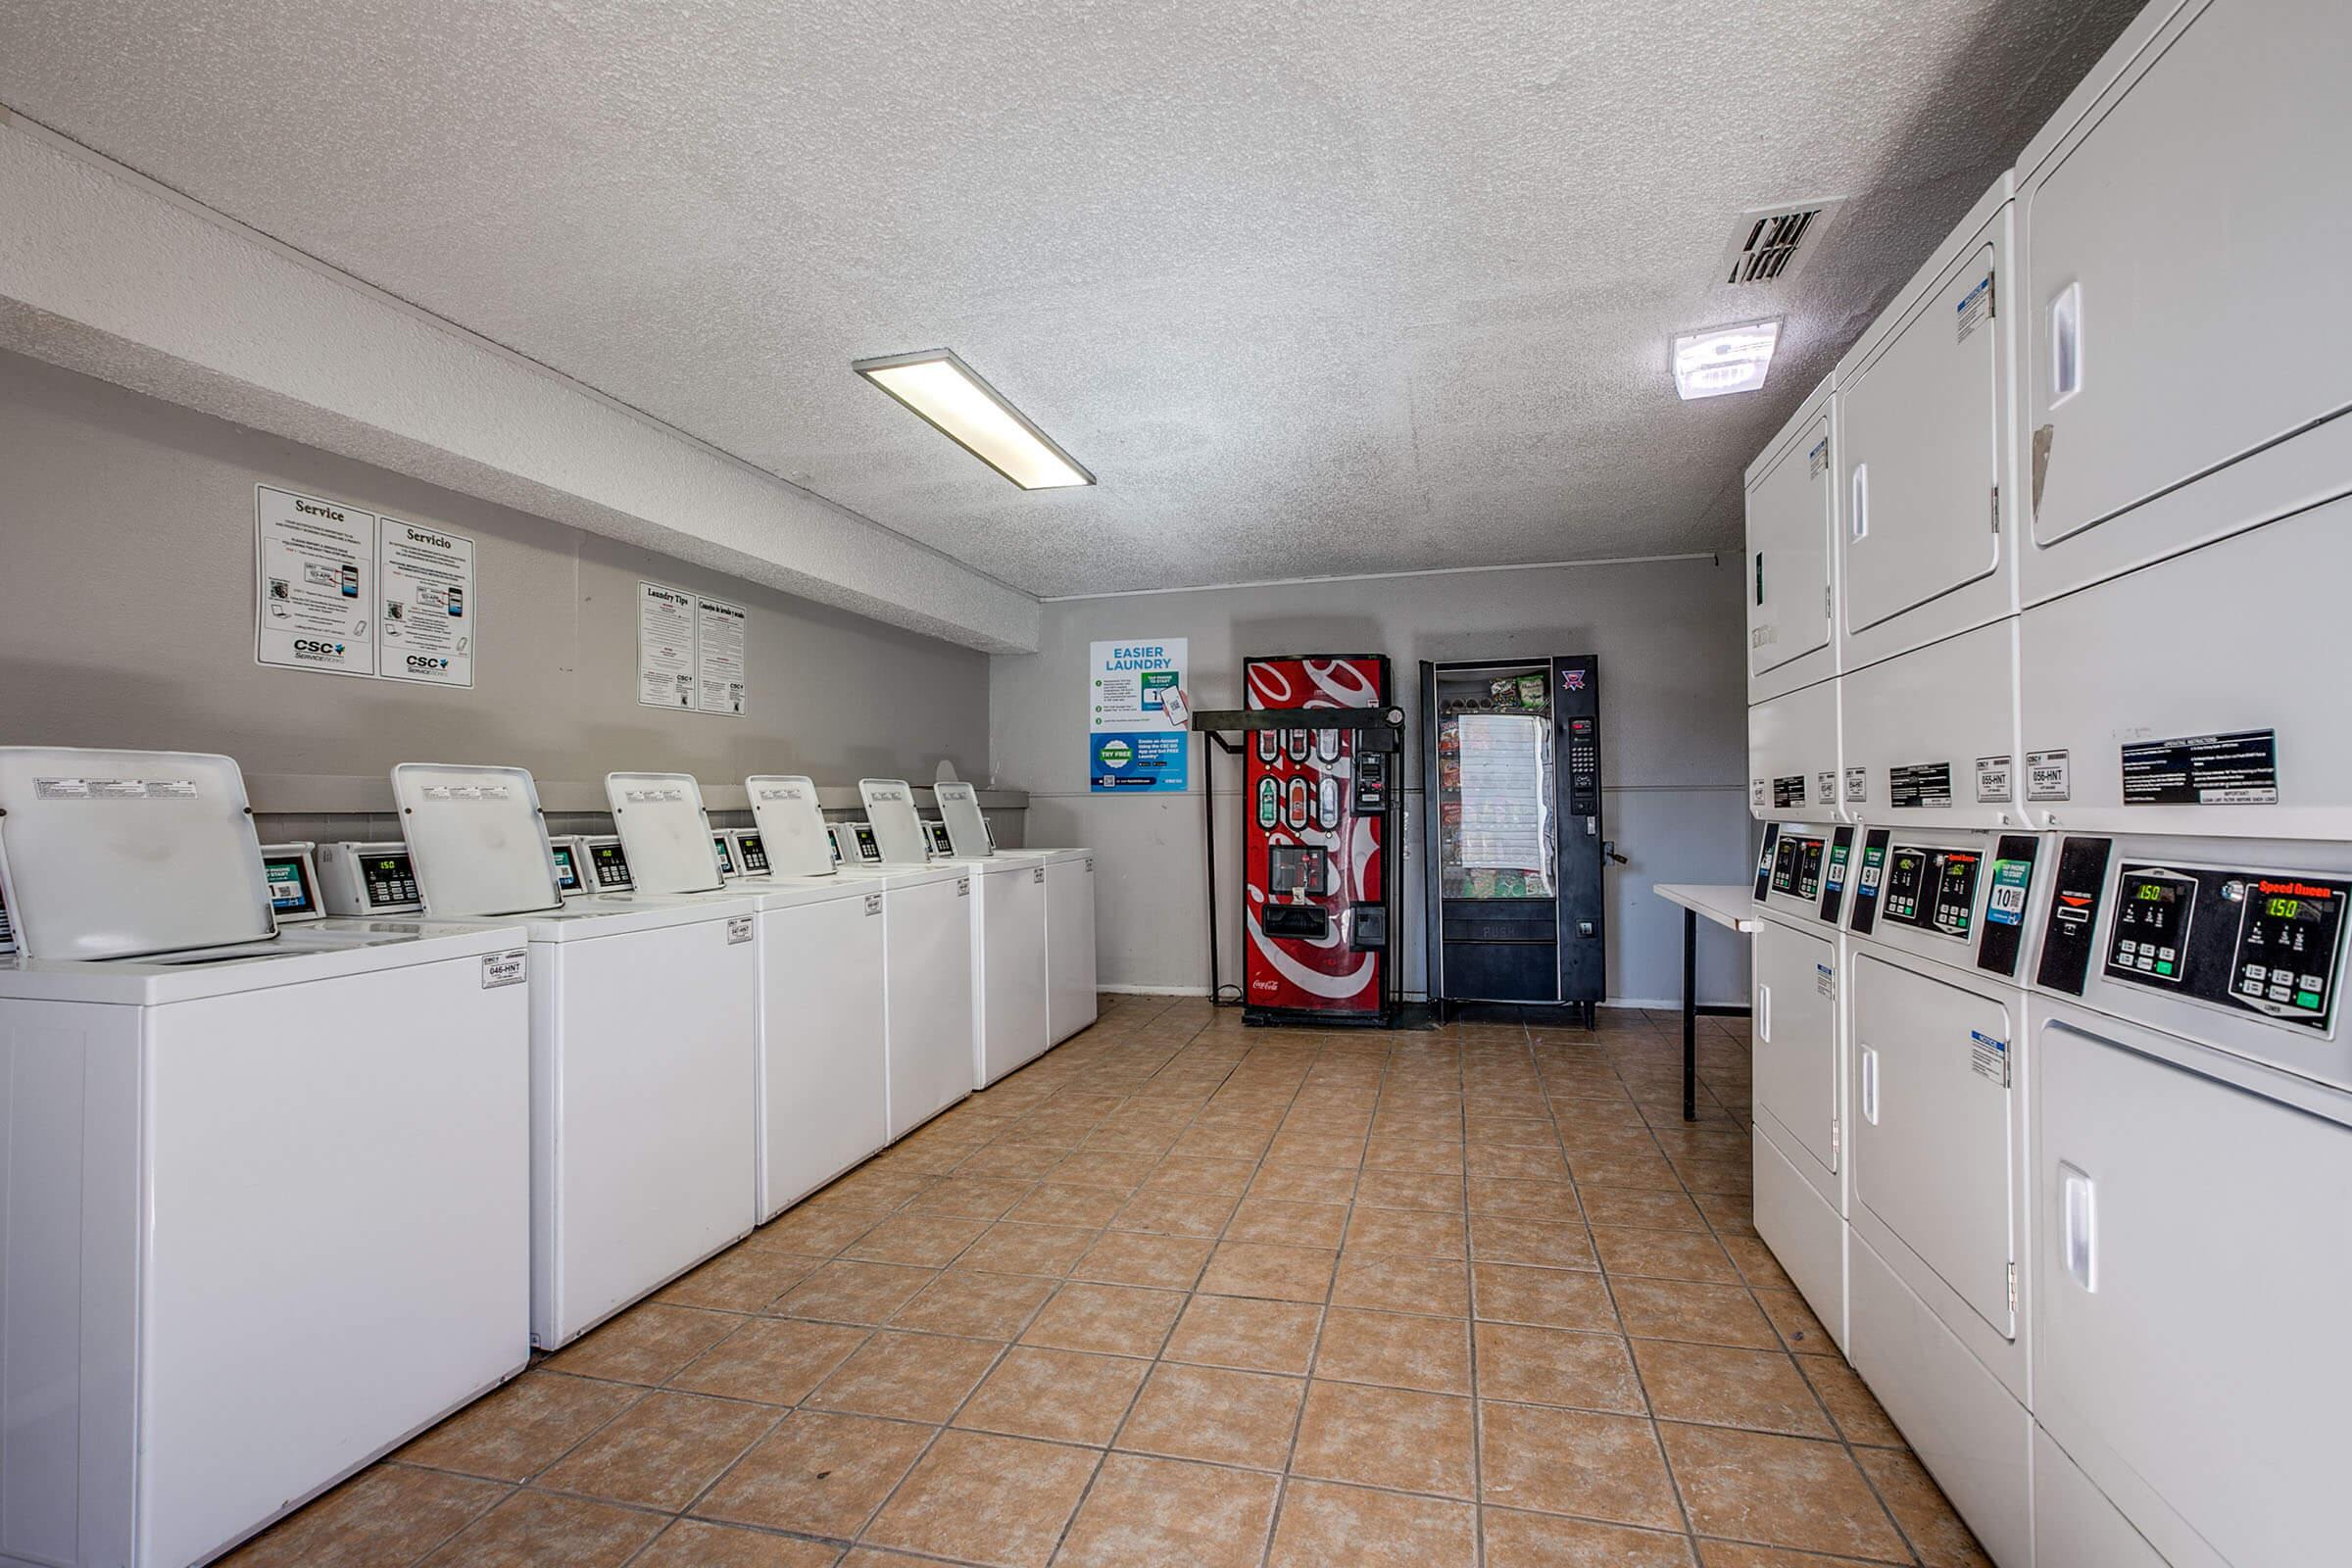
[1243,654,1396,1025]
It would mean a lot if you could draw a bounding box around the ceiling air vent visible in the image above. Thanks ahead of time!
[1722,199,1844,286]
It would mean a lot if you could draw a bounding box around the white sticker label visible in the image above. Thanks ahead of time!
[1843,766,1866,804]
[1815,962,1836,1000]
[1751,779,1766,808]
[480,949,528,988]
[1808,437,1830,479]
[1969,1030,2011,1087]
[1816,771,1837,806]
[726,915,754,944]
[1084,858,1094,873]
[2027,750,2071,802]
[956,877,971,898]
[1976,755,2013,804]
[1955,273,1994,342]
[1034,866,1046,884]
[863,893,883,916]
[32,777,198,801]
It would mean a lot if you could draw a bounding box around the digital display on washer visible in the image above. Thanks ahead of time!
[736,832,768,874]
[1882,846,1979,939]
[586,839,633,889]
[550,842,582,894]
[1268,843,1329,896]
[850,823,882,862]
[712,834,737,876]
[2107,868,2193,982]
[363,852,419,908]
[924,820,954,857]
[262,853,319,917]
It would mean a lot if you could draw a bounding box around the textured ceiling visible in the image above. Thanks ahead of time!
[0,0,2136,599]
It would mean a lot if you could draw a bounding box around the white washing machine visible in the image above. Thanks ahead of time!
[1746,674,1847,824]
[1835,172,2022,674]
[2013,0,2352,612]
[606,772,888,1222]
[0,749,529,1568]
[749,778,973,1141]
[1744,372,1839,706]
[1746,818,1859,1349]
[936,780,1099,1044]
[861,778,1049,1089]
[1840,822,2049,1568]
[2024,830,2352,1568]
[392,762,757,1348]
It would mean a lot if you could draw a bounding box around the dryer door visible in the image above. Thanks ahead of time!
[1752,918,1839,1178]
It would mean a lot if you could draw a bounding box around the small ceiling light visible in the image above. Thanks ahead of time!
[1672,319,1782,401]
[852,349,1094,489]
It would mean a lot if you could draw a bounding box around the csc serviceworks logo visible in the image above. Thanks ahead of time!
[406,655,451,671]
[293,638,347,658]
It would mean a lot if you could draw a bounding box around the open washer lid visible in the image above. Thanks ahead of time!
[606,772,725,895]
[389,762,563,916]
[858,778,934,865]
[934,779,996,858]
[0,748,275,960]
[747,774,839,877]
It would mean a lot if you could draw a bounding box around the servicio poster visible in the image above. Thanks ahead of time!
[256,485,376,677]
[1089,637,1189,792]
[638,581,751,716]
[377,517,476,687]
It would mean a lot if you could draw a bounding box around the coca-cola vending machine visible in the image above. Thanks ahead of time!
[1243,654,1396,1025]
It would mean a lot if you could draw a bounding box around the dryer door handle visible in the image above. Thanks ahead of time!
[1858,1044,1879,1125]
[2059,1160,2096,1291]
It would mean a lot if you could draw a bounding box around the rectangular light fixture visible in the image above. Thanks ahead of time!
[852,349,1094,489]
[1672,318,1782,401]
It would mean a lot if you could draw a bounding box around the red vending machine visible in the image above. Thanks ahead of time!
[1243,654,1396,1025]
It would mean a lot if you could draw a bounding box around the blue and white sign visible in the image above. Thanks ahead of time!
[1090,638,1189,793]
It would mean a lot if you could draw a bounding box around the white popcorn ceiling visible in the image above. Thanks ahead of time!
[0,0,2137,599]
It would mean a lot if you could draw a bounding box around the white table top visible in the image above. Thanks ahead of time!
[1653,883,1758,934]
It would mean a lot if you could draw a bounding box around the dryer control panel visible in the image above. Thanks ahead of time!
[1847,829,2039,979]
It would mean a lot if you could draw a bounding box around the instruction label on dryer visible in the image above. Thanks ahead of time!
[1888,762,1953,809]
[1969,1030,2011,1087]
[2121,729,2278,806]
[33,776,199,801]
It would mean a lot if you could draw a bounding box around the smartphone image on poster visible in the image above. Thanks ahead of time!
[448,585,465,617]
[340,563,360,597]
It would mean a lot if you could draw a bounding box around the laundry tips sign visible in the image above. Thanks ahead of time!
[1089,638,1189,793]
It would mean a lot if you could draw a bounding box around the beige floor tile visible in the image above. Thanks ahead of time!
[1797,1356,1904,1447]
[1054,1453,1280,1568]
[1592,1226,1742,1285]
[1110,1187,1239,1238]
[1659,1423,1909,1561]
[774,1261,942,1325]
[1632,1341,1836,1439]
[1266,1480,1476,1568]
[861,1429,1098,1568]
[538,1391,775,1510]
[754,1204,887,1256]
[1475,1323,1646,1414]
[1345,1206,1468,1257]
[1072,1229,1214,1290]
[884,1269,1057,1341]
[803,1330,1001,1422]
[1465,1176,1582,1221]
[1354,1169,1466,1213]
[1144,1154,1259,1195]
[1246,1162,1361,1204]
[668,1318,871,1405]
[954,1346,1149,1445]
[1611,1279,1782,1349]
[1197,1241,1338,1301]
[1470,1215,1598,1270]
[904,1174,1035,1220]
[1471,1262,1620,1334]
[546,1304,740,1386]
[219,1464,509,1567]
[398,1372,643,1483]
[1163,1294,1323,1374]
[632,1519,842,1567]
[1463,1144,1574,1181]
[1854,1446,1995,1567]
[1292,1378,1476,1498]
[1312,1306,1473,1394]
[1718,1235,1797,1291]
[1483,1508,1698,1567]
[658,1247,829,1312]
[1021,1282,1187,1356]
[691,1409,931,1537]
[1478,1401,1684,1530]
[1752,1287,1837,1357]
[954,1221,1102,1278]
[952,1143,1070,1182]
[1049,1151,1160,1189]
[1364,1135,1466,1173]
[1330,1251,1471,1317]
[1006,1182,1128,1228]
[1225,1198,1349,1249]
[1695,1544,1887,1567]
[1115,1362,1304,1470]
[840,1210,992,1268]
[416,1490,663,1567]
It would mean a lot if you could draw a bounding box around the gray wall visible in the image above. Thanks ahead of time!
[0,351,992,827]
[988,558,1755,1005]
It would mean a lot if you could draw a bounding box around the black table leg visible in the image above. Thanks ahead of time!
[1682,906,1698,1123]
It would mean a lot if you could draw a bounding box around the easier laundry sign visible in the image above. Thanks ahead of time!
[1089,638,1188,793]
[255,485,476,686]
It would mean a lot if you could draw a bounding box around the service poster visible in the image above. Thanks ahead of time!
[1089,637,1189,792]
[377,516,475,687]
[256,485,377,677]
[637,582,699,709]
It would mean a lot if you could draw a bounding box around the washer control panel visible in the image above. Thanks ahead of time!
[1882,844,1981,940]
[2103,862,2348,1028]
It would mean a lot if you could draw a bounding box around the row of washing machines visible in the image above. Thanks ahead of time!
[1734,2,2352,1564]
[0,750,1093,1568]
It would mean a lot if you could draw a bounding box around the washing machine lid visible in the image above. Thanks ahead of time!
[746,774,839,877]
[858,778,934,865]
[0,748,276,960]
[935,780,996,858]
[390,762,564,916]
[606,772,725,895]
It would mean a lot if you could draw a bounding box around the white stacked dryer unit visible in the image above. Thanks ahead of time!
[1745,372,1849,819]
[751,778,974,1141]
[862,777,1050,1089]
[2023,831,2351,1568]
[607,772,889,1223]
[391,762,757,1348]
[938,783,1102,1046]
[1839,809,2045,1568]
[1745,817,1858,1351]
[0,750,530,1568]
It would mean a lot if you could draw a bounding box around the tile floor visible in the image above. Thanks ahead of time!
[223,996,1988,1568]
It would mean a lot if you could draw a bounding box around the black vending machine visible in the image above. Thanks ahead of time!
[1421,656,1608,1022]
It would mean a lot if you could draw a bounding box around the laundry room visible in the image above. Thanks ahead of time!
[0,1,2341,1565]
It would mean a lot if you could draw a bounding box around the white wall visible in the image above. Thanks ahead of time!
[989,557,1755,1005]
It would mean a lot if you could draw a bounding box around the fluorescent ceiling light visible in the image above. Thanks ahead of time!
[853,349,1094,489]
[1672,318,1782,401]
